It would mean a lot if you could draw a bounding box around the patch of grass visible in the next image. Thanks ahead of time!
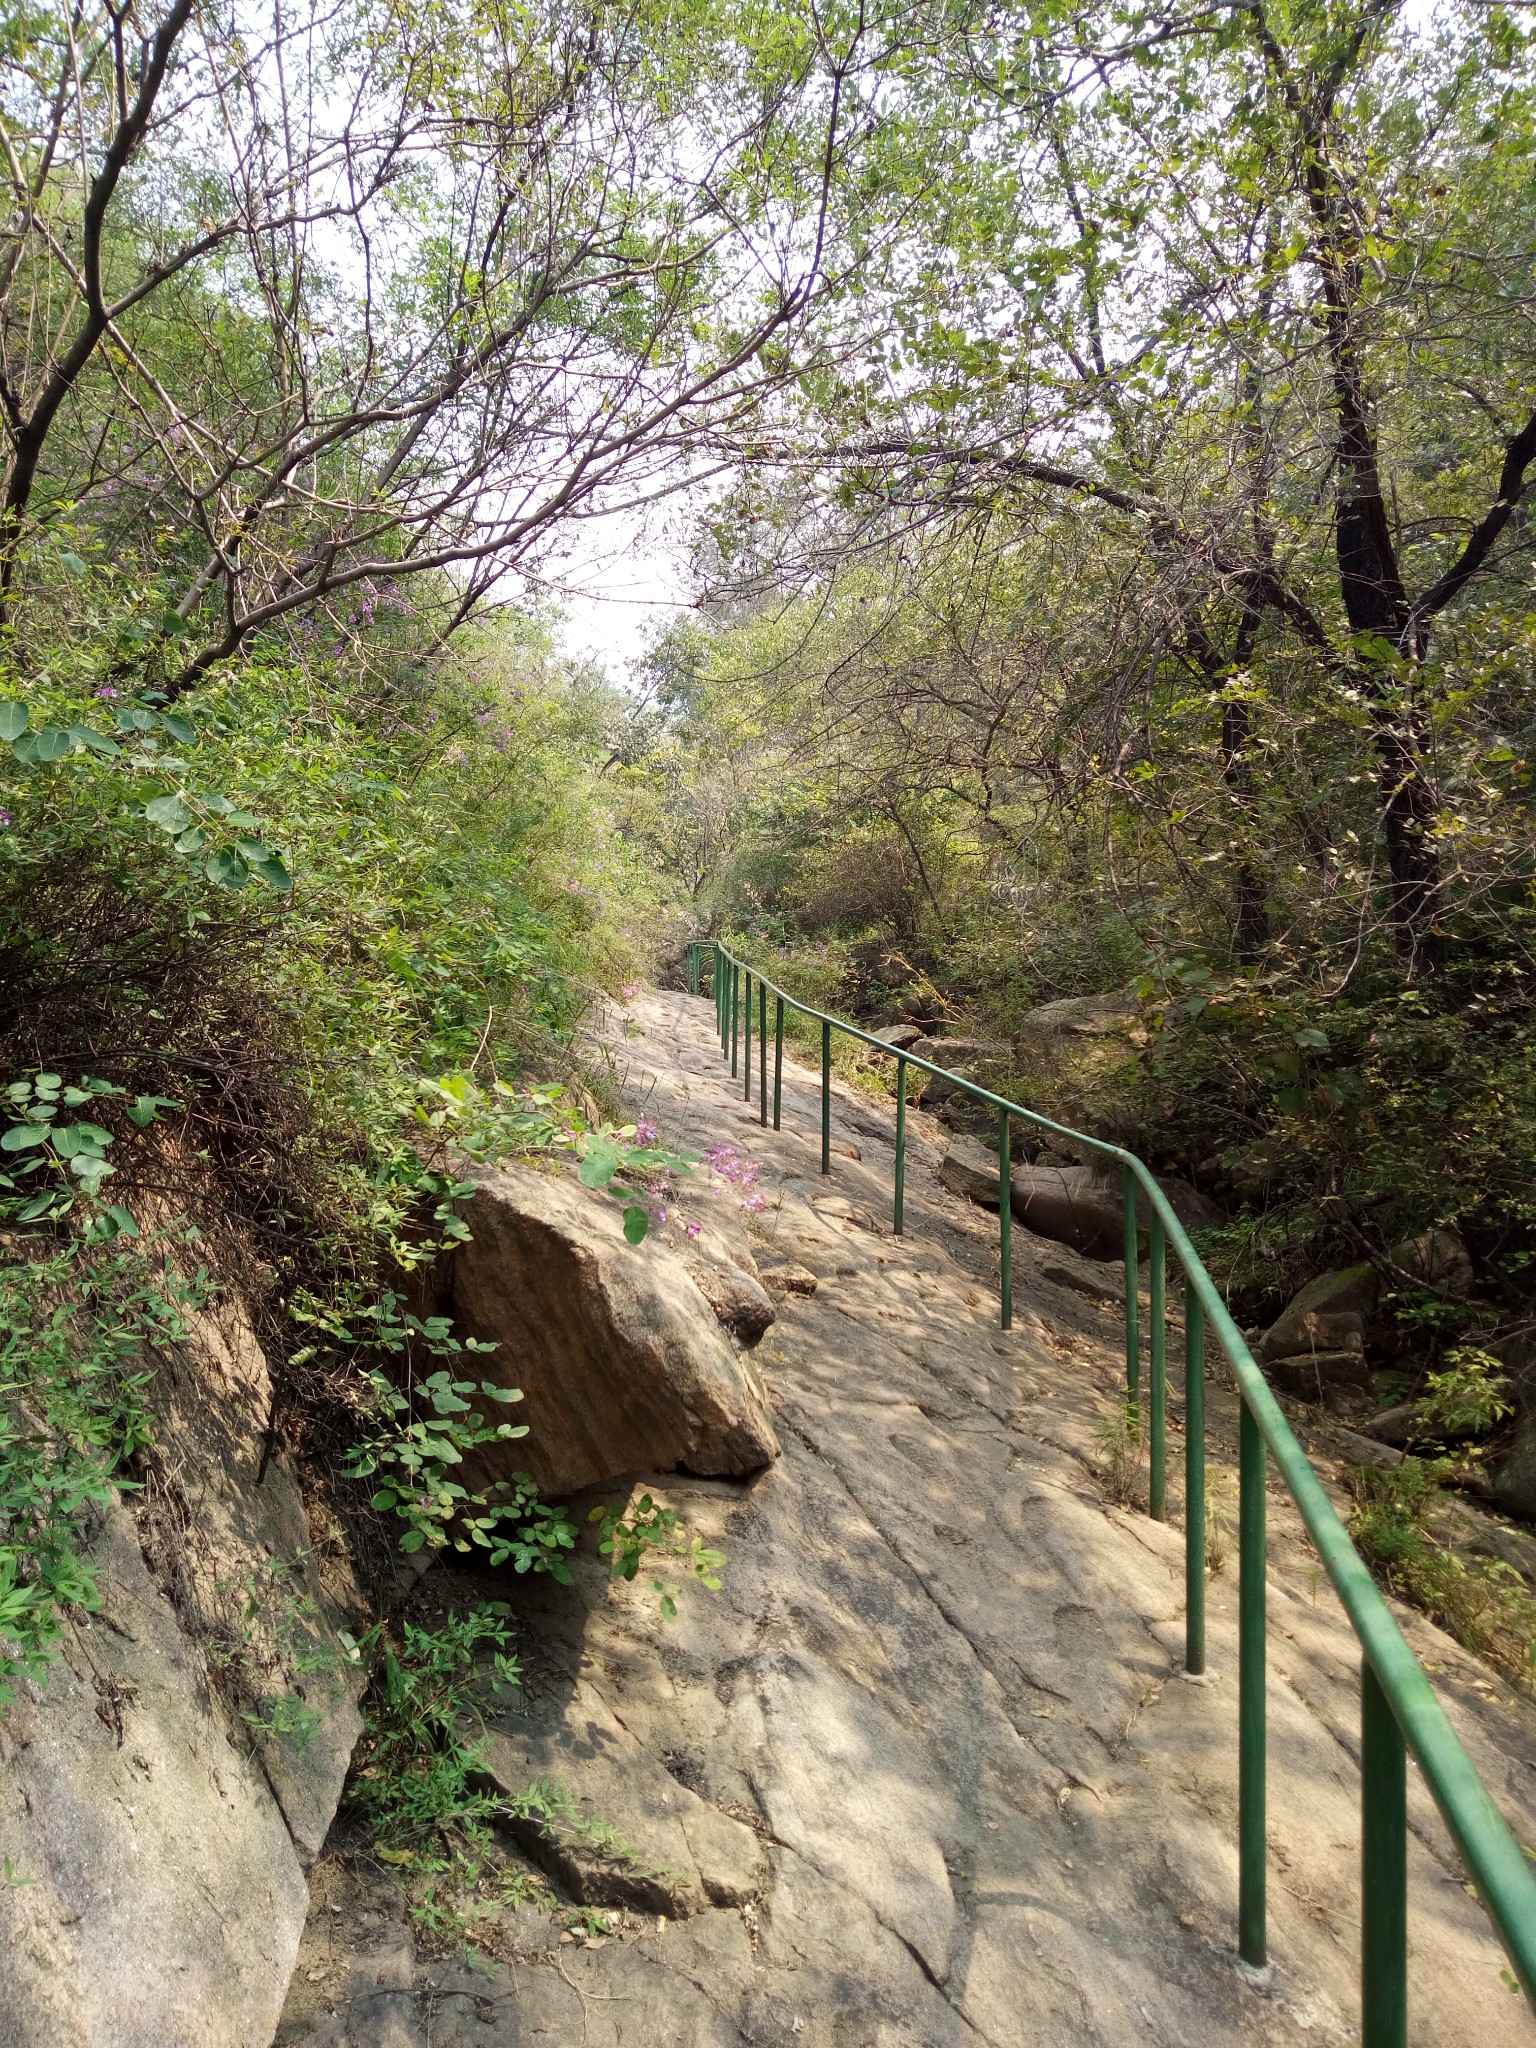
[347,1602,555,1949]
[1348,1459,1536,1692]
[1095,1393,1145,1508]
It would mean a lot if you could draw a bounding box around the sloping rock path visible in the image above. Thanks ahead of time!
[279,988,1536,2046]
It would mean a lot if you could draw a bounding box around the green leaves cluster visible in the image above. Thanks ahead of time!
[590,1494,725,1621]
[1,691,291,892]
[341,1345,578,1577]
[1,1073,176,1231]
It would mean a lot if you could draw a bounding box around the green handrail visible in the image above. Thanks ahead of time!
[682,937,1536,2042]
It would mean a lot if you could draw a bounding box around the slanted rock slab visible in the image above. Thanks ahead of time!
[448,1160,780,1496]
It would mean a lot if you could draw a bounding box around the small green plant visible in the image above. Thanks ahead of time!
[342,1357,579,1575]
[589,1494,725,1620]
[1094,1393,1145,1508]
[243,1691,325,1752]
[1348,1459,1536,1689]
[347,1603,557,1947]
[1205,1467,1236,1575]
[1418,1347,1513,1443]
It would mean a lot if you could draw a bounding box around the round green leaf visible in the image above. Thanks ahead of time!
[250,853,293,892]
[0,702,28,742]
[205,847,250,890]
[145,793,192,832]
[622,1204,649,1244]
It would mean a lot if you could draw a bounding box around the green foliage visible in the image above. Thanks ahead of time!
[0,1231,207,1704]
[1419,1349,1514,1443]
[1,1072,176,1229]
[1348,1459,1536,1688]
[346,1603,551,1943]
[338,1333,579,1577]
[414,1073,695,1247]
[590,1494,726,1621]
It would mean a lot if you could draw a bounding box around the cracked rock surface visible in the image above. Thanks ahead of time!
[277,989,1536,2046]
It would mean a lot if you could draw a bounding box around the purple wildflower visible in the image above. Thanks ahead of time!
[95,685,118,700]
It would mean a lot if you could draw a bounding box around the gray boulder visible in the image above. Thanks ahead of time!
[872,1022,925,1051]
[1267,1349,1373,1404]
[1389,1226,1474,1296]
[449,1161,780,1497]
[1021,992,1140,1039]
[1258,1265,1380,1362]
[938,1135,1007,1208]
[1009,1160,1125,1259]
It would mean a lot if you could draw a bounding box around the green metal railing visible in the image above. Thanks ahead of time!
[685,938,1536,2042]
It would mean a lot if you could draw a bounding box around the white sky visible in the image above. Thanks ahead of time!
[541,508,693,684]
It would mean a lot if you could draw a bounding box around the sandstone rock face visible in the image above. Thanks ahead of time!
[872,1022,925,1050]
[0,1289,363,2048]
[674,1207,776,1347]
[448,1161,780,1497]
[0,1507,310,2048]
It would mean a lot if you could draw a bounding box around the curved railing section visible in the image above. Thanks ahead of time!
[683,938,1536,2044]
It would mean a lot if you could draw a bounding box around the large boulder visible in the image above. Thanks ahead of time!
[1021,992,1141,1040]
[447,1161,780,1497]
[0,1285,363,2048]
[1389,1226,1474,1296]
[1009,1160,1125,1259]
[938,1135,1007,1208]
[872,1022,925,1051]
[1258,1265,1381,1363]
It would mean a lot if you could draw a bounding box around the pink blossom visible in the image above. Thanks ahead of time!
[684,1220,701,1239]
[95,685,118,699]
[635,1118,659,1146]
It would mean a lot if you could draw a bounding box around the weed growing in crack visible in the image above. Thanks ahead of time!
[590,1494,725,1620]
[1205,1468,1236,1576]
[346,1602,561,1948]
[1094,1393,1145,1508]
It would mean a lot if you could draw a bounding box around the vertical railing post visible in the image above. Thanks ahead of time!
[1239,1396,1268,1970]
[1150,1214,1167,1521]
[743,970,752,1101]
[730,965,739,1077]
[1361,1662,1408,2047]
[1184,1291,1206,1676]
[759,980,767,1125]
[773,997,784,1129]
[998,1107,1012,1331]
[820,1019,831,1174]
[717,947,724,1047]
[1123,1170,1140,1412]
[893,1057,907,1235]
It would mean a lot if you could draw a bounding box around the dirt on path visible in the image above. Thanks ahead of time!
[277,987,1536,2047]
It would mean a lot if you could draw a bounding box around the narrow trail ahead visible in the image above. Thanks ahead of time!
[280,988,1536,2048]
